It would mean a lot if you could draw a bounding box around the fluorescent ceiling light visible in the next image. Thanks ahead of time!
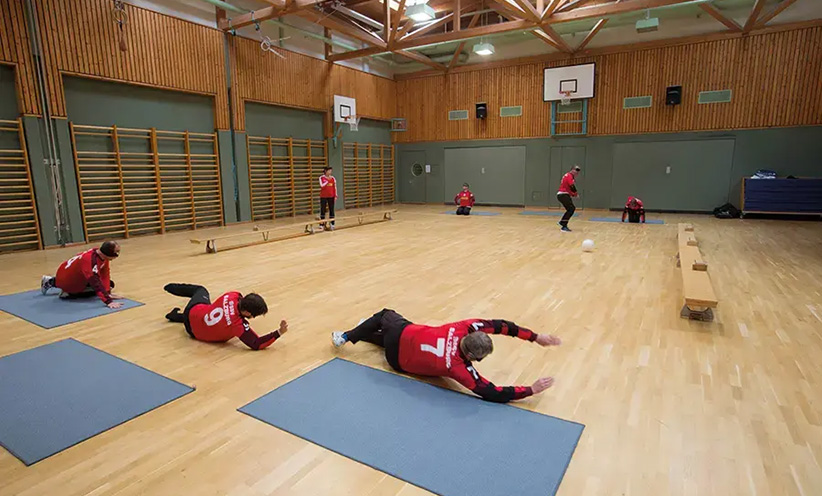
[473,42,495,56]
[379,0,426,11]
[407,3,436,22]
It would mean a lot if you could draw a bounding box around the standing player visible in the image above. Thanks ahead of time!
[454,183,476,215]
[163,283,287,350]
[40,240,124,308]
[622,196,646,223]
[557,165,581,232]
[319,166,337,231]
[331,309,560,403]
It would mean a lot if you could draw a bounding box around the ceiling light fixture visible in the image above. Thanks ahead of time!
[473,41,495,56]
[407,3,436,22]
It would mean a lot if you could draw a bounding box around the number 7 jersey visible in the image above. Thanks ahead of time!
[397,319,538,403]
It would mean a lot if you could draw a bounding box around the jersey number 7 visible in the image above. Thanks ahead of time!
[420,338,445,358]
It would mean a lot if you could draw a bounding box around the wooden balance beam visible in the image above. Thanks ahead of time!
[190,209,396,254]
[676,223,718,321]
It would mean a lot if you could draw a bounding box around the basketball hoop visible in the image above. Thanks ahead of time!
[560,91,572,106]
[345,115,360,132]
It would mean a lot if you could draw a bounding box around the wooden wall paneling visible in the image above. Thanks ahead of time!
[396,26,822,142]
[0,119,42,252]
[0,0,39,115]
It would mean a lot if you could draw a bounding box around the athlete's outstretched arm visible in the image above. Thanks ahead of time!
[451,365,554,403]
[471,319,561,346]
[238,320,288,350]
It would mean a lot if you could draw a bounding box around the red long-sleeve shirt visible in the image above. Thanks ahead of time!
[398,319,537,403]
[188,292,280,350]
[454,190,475,207]
[622,196,645,222]
[55,249,112,304]
[558,172,578,197]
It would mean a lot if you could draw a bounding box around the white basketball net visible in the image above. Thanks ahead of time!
[560,91,572,106]
[346,116,360,132]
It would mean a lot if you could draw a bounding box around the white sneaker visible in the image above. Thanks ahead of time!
[58,291,69,299]
[41,275,54,295]
[331,331,347,347]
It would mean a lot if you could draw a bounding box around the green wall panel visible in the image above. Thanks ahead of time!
[0,65,18,119]
[244,102,323,139]
[217,130,238,224]
[444,146,526,206]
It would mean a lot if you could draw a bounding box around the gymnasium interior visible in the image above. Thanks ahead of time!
[1,0,821,495]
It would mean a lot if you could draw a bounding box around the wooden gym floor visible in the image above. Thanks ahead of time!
[0,205,820,496]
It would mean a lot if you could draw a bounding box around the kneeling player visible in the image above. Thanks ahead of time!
[164,283,287,350]
[622,196,645,223]
[40,240,123,308]
[454,183,475,215]
[331,309,560,403]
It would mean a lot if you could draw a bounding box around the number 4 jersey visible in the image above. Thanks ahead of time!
[398,319,538,403]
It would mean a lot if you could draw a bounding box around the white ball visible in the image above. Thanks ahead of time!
[582,239,595,252]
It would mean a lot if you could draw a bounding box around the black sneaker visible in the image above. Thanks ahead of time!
[561,226,572,232]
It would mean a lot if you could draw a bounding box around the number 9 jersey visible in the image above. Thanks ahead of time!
[187,291,250,342]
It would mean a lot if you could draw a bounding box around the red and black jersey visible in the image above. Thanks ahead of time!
[622,196,645,222]
[188,292,280,350]
[398,319,537,403]
[55,249,112,304]
[319,175,337,198]
[558,172,578,197]
[454,190,475,207]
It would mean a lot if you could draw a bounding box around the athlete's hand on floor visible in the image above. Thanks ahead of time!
[107,301,123,309]
[536,334,562,347]
[531,377,554,394]
[278,320,288,335]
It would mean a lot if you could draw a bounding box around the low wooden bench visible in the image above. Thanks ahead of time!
[676,223,718,321]
[191,209,396,254]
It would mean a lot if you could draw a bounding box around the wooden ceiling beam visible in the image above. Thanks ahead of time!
[327,46,386,62]
[546,0,701,24]
[297,10,387,47]
[488,0,531,21]
[575,17,608,51]
[508,0,542,22]
[401,13,455,42]
[393,19,534,50]
[699,3,741,32]
[755,0,801,29]
[219,0,326,30]
[536,25,572,52]
[556,0,595,13]
[448,13,482,70]
[394,49,448,70]
[743,0,767,32]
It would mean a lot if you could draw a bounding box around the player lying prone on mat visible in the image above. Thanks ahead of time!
[40,241,125,309]
[164,283,288,350]
[332,309,561,403]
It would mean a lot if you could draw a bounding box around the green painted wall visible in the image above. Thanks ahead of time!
[0,65,18,119]
[396,126,822,212]
[244,102,324,139]
[443,146,526,205]
[217,130,238,223]
[63,76,215,132]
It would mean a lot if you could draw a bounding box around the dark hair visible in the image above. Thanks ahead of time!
[324,167,332,173]
[100,240,119,258]
[239,293,268,317]
[573,166,581,171]
[463,183,469,188]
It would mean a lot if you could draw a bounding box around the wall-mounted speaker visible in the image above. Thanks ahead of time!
[666,86,682,106]
[476,102,487,119]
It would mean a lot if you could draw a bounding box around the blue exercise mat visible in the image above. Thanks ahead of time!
[240,358,584,496]
[519,211,563,216]
[0,338,193,465]
[588,217,664,224]
[0,289,143,329]
[442,211,500,216]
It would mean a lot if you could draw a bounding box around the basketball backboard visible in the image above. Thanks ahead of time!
[544,63,595,102]
[334,95,357,123]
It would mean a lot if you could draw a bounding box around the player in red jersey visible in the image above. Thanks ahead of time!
[557,165,581,232]
[40,240,124,308]
[318,166,337,230]
[331,309,560,403]
[622,196,646,223]
[163,283,288,350]
[454,183,476,215]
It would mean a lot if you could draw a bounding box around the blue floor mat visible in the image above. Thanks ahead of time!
[588,217,665,224]
[240,358,584,496]
[0,339,193,465]
[0,289,143,329]
[442,211,500,216]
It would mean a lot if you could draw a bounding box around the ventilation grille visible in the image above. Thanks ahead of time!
[699,89,732,104]
[448,110,469,120]
[623,96,652,109]
[500,105,522,117]
[557,101,583,114]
